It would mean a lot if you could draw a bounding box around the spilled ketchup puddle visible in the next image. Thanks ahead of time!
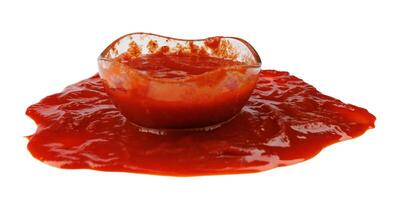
[26,70,375,176]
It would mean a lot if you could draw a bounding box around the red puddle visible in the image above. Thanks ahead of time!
[26,70,375,176]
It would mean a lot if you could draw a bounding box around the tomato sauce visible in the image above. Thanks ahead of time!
[101,46,260,129]
[118,53,247,78]
[26,70,375,176]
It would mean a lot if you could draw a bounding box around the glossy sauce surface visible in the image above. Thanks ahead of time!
[26,70,375,176]
[119,53,246,78]
[102,52,259,129]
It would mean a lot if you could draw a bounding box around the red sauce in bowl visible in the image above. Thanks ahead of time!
[98,34,261,129]
[119,53,247,78]
[26,70,375,176]
[102,52,259,129]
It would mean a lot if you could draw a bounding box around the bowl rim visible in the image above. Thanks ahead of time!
[98,32,262,82]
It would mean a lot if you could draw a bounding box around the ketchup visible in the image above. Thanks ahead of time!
[26,70,375,176]
[101,51,259,129]
[119,53,246,78]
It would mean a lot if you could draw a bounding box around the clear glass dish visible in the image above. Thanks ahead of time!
[98,33,261,129]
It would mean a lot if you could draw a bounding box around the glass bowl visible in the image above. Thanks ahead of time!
[98,33,261,129]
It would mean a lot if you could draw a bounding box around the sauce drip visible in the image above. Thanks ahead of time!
[26,70,375,176]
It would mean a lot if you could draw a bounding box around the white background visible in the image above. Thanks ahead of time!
[1,0,394,199]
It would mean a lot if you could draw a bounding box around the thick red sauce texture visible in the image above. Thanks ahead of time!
[104,53,258,129]
[26,70,375,176]
[119,53,246,78]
